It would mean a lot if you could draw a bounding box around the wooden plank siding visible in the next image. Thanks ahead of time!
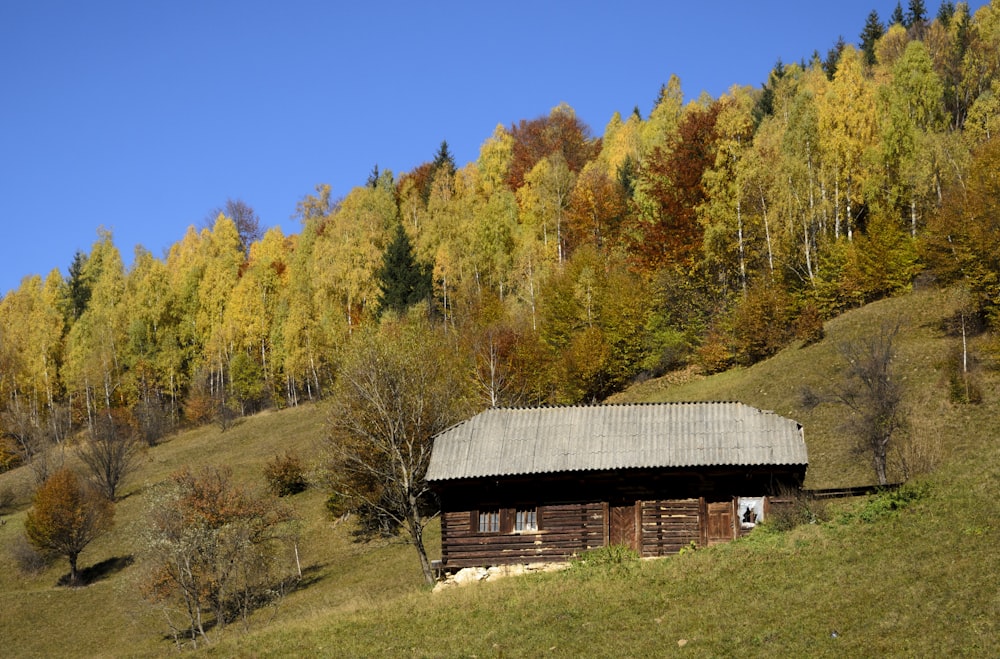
[441,498,716,568]
[639,499,701,557]
[433,467,806,570]
[441,503,605,568]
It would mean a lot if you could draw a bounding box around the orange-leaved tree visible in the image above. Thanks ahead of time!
[24,468,114,586]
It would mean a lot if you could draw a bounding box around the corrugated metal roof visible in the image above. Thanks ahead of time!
[425,402,807,481]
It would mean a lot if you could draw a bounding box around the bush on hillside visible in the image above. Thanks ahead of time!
[264,452,308,497]
[570,544,641,574]
[852,482,929,523]
[729,283,793,365]
[10,535,51,575]
[793,302,826,345]
[766,488,829,531]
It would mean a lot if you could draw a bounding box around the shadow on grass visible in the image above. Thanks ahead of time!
[295,563,327,591]
[57,554,135,587]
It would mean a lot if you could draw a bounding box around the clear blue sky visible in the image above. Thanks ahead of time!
[0,1,982,296]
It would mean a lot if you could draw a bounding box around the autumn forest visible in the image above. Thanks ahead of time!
[3,1,1000,469]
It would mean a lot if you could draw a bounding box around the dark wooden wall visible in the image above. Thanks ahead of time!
[441,498,718,568]
[434,466,805,569]
[441,502,605,568]
[639,499,701,556]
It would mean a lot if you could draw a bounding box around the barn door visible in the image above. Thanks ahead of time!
[608,501,638,551]
[706,500,736,545]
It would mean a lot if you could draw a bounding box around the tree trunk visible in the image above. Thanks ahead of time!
[874,444,889,486]
[68,551,80,586]
[407,507,435,585]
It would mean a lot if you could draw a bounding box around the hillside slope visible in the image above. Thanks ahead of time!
[1,285,998,656]
[613,285,974,489]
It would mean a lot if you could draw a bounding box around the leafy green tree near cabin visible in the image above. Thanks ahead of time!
[325,316,472,584]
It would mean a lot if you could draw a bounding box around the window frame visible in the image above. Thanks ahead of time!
[476,508,500,534]
[514,507,538,532]
[472,506,541,534]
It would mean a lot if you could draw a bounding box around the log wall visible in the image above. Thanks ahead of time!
[441,498,712,568]
[441,502,605,568]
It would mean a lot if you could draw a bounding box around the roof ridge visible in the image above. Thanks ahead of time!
[490,400,745,411]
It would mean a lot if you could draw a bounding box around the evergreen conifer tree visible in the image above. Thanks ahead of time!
[375,222,432,316]
[860,10,885,67]
[823,37,846,80]
[907,0,927,28]
[937,1,956,26]
[431,140,456,177]
[66,250,91,321]
[891,2,906,26]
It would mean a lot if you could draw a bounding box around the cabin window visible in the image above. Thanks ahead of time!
[478,509,500,533]
[738,497,765,529]
[514,508,538,532]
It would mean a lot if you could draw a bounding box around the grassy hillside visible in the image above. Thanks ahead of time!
[1,285,998,656]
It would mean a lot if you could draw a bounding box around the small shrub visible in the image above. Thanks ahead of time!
[729,283,794,365]
[134,398,174,446]
[264,452,308,497]
[892,432,943,481]
[570,544,641,574]
[0,436,23,473]
[216,403,238,432]
[0,485,16,513]
[793,302,825,345]
[676,540,699,556]
[182,393,216,426]
[854,482,929,523]
[766,489,829,531]
[325,492,348,518]
[696,330,733,374]
[11,535,51,575]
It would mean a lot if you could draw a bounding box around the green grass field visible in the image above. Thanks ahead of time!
[1,286,998,656]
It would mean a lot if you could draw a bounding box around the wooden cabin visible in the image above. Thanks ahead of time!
[425,402,808,570]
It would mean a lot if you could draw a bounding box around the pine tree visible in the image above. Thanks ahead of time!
[891,2,905,26]
[860,10,885,67]
[753,59,785,125]
[431,140,456,177]
[937,1,956,26]
[376,223,432,316]
[907,0,927,29]
[823,36,846,80]
[66,250,91,321]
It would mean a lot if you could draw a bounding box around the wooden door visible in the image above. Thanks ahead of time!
[608,502,638,551]
[706,501,736,545]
